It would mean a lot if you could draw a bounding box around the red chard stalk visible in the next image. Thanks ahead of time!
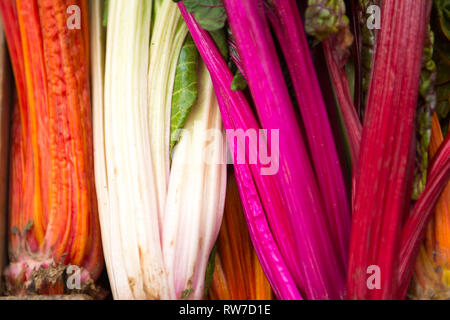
[348,0,432,300]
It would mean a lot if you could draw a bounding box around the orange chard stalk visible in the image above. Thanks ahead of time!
[209,173,273,300]
[1,0,103,295]
[410,113,450,299]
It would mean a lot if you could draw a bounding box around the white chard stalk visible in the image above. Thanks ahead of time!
[163,63,227,300]
[91,0,226,300]
[148,0,188,227]
[90,0,111,294]
[96,0,168,299]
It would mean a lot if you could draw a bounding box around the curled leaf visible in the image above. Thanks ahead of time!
[305,0,350,39]
[412,26,437,200]
[305,0,354,66]
[182,0,227,31]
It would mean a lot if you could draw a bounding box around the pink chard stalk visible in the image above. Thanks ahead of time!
[178,3,302,300]
[178,0,351,299]
[177,0,450,301]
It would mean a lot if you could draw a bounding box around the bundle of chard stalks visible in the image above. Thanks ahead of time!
[0,0,447,300]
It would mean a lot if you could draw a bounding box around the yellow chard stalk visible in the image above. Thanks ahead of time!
[209,173,273,300]
[411,113,450,299]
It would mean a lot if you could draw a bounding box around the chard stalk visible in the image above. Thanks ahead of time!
[209,173,273,300]
[398,132,450,298]
[178,3,302,300]
[148,0,188,227]
[303,0,362,166]
[323,39,362,166]
[410,114,450,299]
[90,0,115,295]
[224,0,345,299]
[348,0,432,300]
[162,62,227,300]
[103,0,168,299]
[2,0,103,295]
[95,0,226,300]
[266,0,352,272]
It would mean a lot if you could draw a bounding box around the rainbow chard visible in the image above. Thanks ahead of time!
[348,0,432,299]
[178,3,302,300]
[304,0,362,166]
[265,0,351,271]
[92,0,226,300]
[179,0,353,299]
[1,0,103,295]
[223,0,346,299]
[409,2,450,298]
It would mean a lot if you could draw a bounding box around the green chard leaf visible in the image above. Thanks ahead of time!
[231,69,247,91]
[24,220,34,233]
[209,27,248,92]
[181,288,194,300]
[433,0,450,135]
[182,0,227,32]
[412,26,437,200]
[436,82,450,117]
[103,0,109,27]
[209,28,228,60]
[436,0,450,38]
[359,0,379,109]
[170,34,199,151]
[305,0,353,66]
[203,245,217,298]
[305,0,351,40]
[227,28,248,91]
